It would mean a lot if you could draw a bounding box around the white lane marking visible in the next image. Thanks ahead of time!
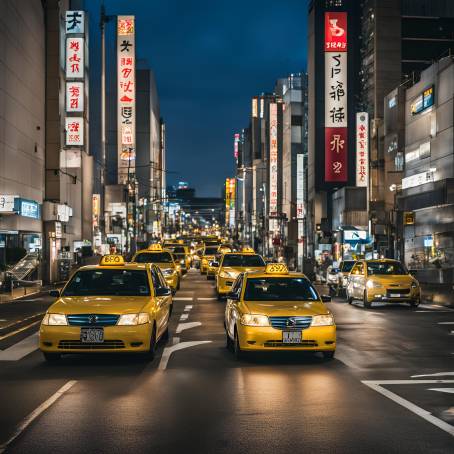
[176,322,202,334]
[0,333,38,361]
[0,319,7,322]
[173,297,193,301]
[415,310,453,313]
[197,297,216,301]
[0,320,41,341]
[439,322,454,325]
[429,388,454,394]
[184,305,193,311]
[0,380,77,453]
[420,304,454,312]
[362,380,454,437]
[412,372,454,378]
[179,313,189,321]
[158,340,212,370]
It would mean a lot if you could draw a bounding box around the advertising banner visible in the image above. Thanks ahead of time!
[296,154,305,219]
[325,127,347,182]
[66,81,84,112]
[65,117,84,146]
[356,112,369,187]
[269,103,278,216]
[66,37,84,79]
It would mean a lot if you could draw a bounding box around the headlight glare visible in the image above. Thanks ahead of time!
[311,314,334,326]
[240,314,270,327]
[42,313,68,326]
[366,279,381,289]
[162,268,174,276]
[117,313,150,325]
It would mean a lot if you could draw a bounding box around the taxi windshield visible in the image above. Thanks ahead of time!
[244,277,318,301]
[62,269,150,297]
[367,262,407,275]
[204,247,219,255]
[341,261,355,272]
[135,252,173,263]
[222,254,265,267]
[169,246,186,254]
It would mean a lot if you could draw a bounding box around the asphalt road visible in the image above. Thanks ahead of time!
[0,269,453,453]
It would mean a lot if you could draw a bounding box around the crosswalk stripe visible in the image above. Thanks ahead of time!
[0,333,38,361]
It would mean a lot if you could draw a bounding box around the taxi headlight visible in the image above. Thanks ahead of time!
[366,279,382,289]
[162,268,174,276]
[411,281,419,289]
[42,313,68,326]
[117,313,150,325]
[311,314,334,326]
[240,314,270,327]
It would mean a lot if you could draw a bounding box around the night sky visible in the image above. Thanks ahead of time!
[86,0,309,197]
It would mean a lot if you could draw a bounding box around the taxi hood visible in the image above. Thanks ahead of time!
[222,266,265,276]
[368,274,415,285]
[243,300,329,317]
[155,262,175,269]
[50,296,149,314]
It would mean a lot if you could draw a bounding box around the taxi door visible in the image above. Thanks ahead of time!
[350,262,365,299]
[151,267,172,337]
[225,274,244,340]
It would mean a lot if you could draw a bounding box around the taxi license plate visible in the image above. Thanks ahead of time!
[282,331,302,344]
[390,294,401,298]
[80,328,104,343]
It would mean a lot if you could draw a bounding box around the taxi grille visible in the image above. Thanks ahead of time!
[58,340,125,350]
[269,316,312,330]
[386,288,410,297]
[67,314,119,326]
[264,340,318,348]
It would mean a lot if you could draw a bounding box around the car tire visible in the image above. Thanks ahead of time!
[363,291,372,309]
[410,298,420,308]
[346,290,353,304]
[43,352,61,362]
[146,325,157,361]
[323,350,335,360]
[233,329,244,360]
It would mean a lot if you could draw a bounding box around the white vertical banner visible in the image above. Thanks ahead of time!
[66,37,84,79]
[356,112,369,187]
[65,11,85,34]
[296,154,305,219]
[117,16,136,184]
[269,103,278,218]
[324,52,347,127]
[66,81,84,112]
[65,118,84,146]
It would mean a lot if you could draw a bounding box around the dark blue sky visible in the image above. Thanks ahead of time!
[86,0,309,197]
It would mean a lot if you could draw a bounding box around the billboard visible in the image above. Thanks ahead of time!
[229,178,236,227]
[117,16,136,184]
[66,81,84,112]
[356,112,369,187]
[225,178,230,226]
[269,103,278,216]
[65,117,84,146]
[65,37,84,79]
[324,11,348,183]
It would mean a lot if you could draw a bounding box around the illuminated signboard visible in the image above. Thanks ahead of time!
[66,81,84,112]
[296,154,305,219]
[229,178,236,227]
[225,178,230,226]
[260,97,264,119]
[234,133,240,160]
[356,112,368,187]
[324,12,348,183]
[411,86,434,115]
[117,16,136,184]
[402,169,436,190]
[65,117,84,146]
[65,37,84,79]
[252,98,258,118]
[65,11,84,34]
[0,195,18,213]
[18,199,41,219]
[92,194,100,230]
[269,102,278,216]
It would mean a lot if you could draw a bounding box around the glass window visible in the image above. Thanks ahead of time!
[62,269,150,296]
[340,261,355,272]
[367,261,407,275]
[203,247,219,255]
[168,246,185,254]
[231,274,243,295]
[134,252,173,263]
[221,254,265,267]
[244,277,318,301]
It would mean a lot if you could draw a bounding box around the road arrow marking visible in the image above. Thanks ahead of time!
[411,372,454,378]
[158,340,212,370]
[176,322,201,334]
[179,313,189,321]
[428,388,454,394]
[184,305,193,311]
[0,333,38,361]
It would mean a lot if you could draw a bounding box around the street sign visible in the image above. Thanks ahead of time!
[404,212,415,225]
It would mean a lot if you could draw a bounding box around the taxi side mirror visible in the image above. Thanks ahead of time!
[227,292,239,301]
[321,295,331,303]
[49,290,60,298]
[210,261,219,267]
[156,287,172,297]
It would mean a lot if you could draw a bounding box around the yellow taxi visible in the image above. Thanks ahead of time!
[215,249,266,300]
[224,263,335,359]
[39,255,173,361]
[206,244,233,280]
[132,244,180,293]
[200,245,221,274]
[346,259,421,308]
[167,244,191,273]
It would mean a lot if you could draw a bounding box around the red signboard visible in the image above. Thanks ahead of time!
[325,127,347,182]
[324,12,347,52]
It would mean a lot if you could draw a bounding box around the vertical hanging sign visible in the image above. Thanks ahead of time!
[356,112,369,187]
[117,16,136,184]
[269,102,278,217]
[229,178,236,228]
[234,133,240,161]
[324,11,348,183]
[225,178,230,227]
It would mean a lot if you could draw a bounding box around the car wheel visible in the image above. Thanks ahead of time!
[43,352,61,362]
[410,298,420,308]
[233,329,244,360]
[346,290,353,304]
[145,325,157,360]
[363,291,372,309]
[323,350,335,360]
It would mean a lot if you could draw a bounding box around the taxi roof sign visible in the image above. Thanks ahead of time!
[100,255,125,266]
[241,246,255,253]
[148,244,163,251]
[265,263,289,274]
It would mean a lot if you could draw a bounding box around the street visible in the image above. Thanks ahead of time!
[0,270,453,453]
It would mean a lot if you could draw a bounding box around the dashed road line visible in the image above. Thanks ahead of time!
[179,313,189,321]
[173,297,193,301]
[184,305,193,311]
[176,322,202,334]
[197,297,216,301]
[0,380,77,453]
[0,333,39,361]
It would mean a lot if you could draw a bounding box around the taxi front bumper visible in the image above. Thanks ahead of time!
[366,287,420,303]
[237,325,336,351]
[39,323,153,354]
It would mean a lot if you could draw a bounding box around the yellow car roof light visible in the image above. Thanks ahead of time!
[148,244,163,252]
[265,263,289,274]
[99,255,125,266]
[241,246,255,253]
